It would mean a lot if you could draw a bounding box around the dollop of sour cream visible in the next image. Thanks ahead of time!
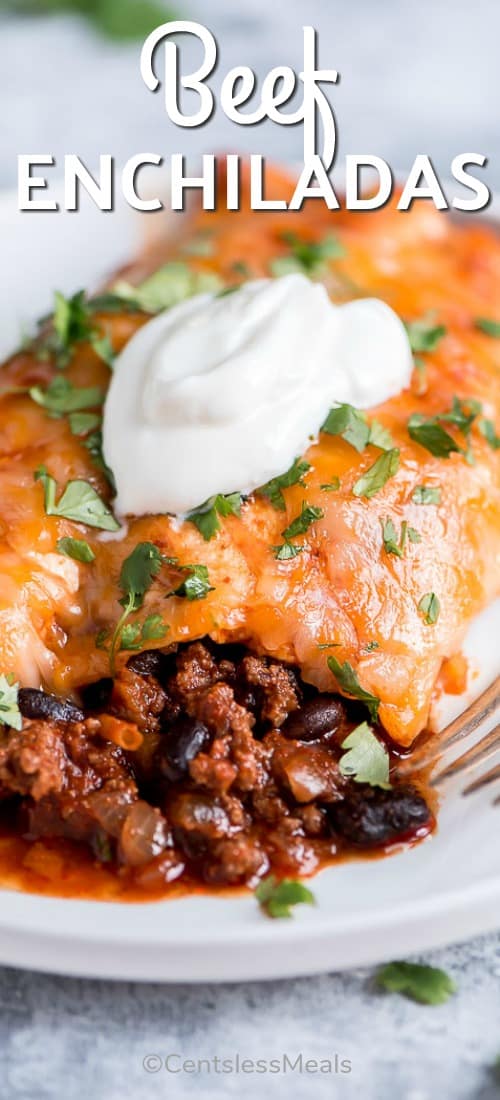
[103,274,413,516]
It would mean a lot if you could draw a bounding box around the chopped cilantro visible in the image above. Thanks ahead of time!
[327,656,380,721]
[322,405,394,454]
[112,263,223,314]
[255,875,315,919]
[141,613,168,641]
[34,466,119,532]
[381,517,421,557]
[474,316,500,338]
[56,537,95,564]
[34,289,114,369]
[412,485,441,505]
[408,397,481,458]
[273,541,303,561]
[353,449,400,499]
[270,232,344,278]
[0,674,22,731]
[29,377,104,419]
[320,477,341,492]
[408,416,461,458]
[368,419,396,451]
[231,260,252,278]
[479,418,500,450]
[258,458,311,511]
[404,316,447,354]
[171,563,214,602]
[281,503,324,541]
[69,411,102,436]
[106,542,164,670]
[339,722,391,788]
[376,961,456,1005]
[88,292,143,314]
[418,591,440,625]
[82,429,116,491]
[322,404,370,453]
[187,493,242,540]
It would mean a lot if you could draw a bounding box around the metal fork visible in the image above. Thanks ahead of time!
[397,675,500,796]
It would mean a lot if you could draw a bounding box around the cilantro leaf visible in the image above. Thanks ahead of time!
[412,485,441,505]
[106,542,164,671]
[187,493,242,540]
[381,517,420,557]
[368,419,396,451]
[320,477,341,492]
[53,289,91,353]
[339,721,391,788]
[113,263,223,314]
[88,293,143,315]
[171,563,214,601]
[91,0,178,42]
[16,0,177,42]
[418,592,440,625]
[141,614,168,641]
[322,404,370,453]
[35,289,114,369]
[353,449,400,499]
[29,377,104,419]
[119,622,143,651]
[258,458,311,512]
[479,418,500,450]
[34,466,119,532]
[407,416,461,458]
[69,411,102,436]
[408,398,481,458]
[273,502,323,559]
[327,657,380,721]
[255,875,315,919]
[0,674,22,731]
[82,429,116,491]
[56,537,95,564]
[440,396,482,435]
[376,961,456,1005]
[474,316,500,338]
[271,232,344,278]
[404,317,447,353]
[89,330,115,367]
[118,542,163,613]
[381,517,403,557]
[273,541,303,561]
[281,503,323,541]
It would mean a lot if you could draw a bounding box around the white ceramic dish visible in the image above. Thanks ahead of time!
[0,187,499,982]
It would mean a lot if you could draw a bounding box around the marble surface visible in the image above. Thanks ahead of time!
[1,2,500,1097]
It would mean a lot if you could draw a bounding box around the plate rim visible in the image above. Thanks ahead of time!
[0,179,499,982]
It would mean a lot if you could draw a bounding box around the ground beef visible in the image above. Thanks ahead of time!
[0,638,433,890]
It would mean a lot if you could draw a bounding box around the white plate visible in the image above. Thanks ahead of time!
[0,187,499,982]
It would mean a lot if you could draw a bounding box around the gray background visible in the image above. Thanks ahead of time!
[2,1,500,1097]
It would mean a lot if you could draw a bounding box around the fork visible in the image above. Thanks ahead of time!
[397,675,500,796]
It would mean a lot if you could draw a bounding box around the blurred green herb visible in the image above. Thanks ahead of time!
[6,1,178,42]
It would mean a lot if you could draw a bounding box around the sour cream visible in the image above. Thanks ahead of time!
[103,274,413,516]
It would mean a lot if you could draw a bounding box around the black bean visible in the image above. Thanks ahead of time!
[18,688,84,724]
[282,695,346,742]
[330,784,431,847]
[79,678,113,712]
[126,650,166,677]
[157,716,211,782]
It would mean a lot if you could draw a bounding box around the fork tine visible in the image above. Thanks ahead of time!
[463,762,500,797]
[397,674,500,778]
[431,721,500,787]
[433,675,500,752]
